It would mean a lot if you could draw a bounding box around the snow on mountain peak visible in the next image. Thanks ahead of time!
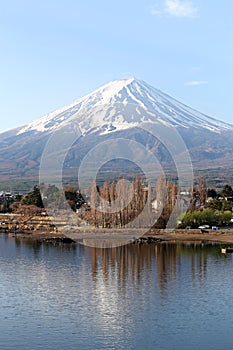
[17,78,233,136]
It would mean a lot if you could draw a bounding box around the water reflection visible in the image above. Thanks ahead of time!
[84,242,222,296]
[1,234,233,350]
[6,235,225,300]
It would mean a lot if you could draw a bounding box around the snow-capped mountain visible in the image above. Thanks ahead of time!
[16,78,233,136]
[1,78,233,182]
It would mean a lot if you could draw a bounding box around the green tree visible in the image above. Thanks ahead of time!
[207,198,232,211]
[207,198,223,211]
[1,198,10,213]
[22,186,44,208]
[179,208,232,228]
[221,185,233,198]
[207,189,218,198]
[64,186,85,211]
[216,211,232,226]
[14,194,23,202]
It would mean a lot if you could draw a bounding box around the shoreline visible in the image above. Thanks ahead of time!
[1,214,233,245]
[4,228,233,245]
[146,229,233,245]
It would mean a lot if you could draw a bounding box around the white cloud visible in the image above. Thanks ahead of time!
[166,0,198,17]
[185,81,208,86]
[151,0,198,18]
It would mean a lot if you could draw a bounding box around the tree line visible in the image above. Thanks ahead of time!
[85,175,181,229]
[1,177,233,229]
[87,176,154,228]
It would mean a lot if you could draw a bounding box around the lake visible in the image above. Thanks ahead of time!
[0,233,233,350]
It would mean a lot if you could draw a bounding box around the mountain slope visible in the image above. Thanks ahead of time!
[0,78,233,182]
[16,78,233,136]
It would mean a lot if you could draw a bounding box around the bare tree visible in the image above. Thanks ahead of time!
[89,179,99,227]
[100,181,110,228]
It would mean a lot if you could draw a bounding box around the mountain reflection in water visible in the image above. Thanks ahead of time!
[1,234,232,350]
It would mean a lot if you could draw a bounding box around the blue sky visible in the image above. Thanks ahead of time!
[0,0,232,131]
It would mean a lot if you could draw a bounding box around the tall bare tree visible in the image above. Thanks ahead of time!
[89,179,99,227]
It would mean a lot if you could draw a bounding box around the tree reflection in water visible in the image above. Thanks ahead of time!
[84,242,221,297]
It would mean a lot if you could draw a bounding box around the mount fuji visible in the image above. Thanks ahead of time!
[15,78,233,135]
[1,78,233,182]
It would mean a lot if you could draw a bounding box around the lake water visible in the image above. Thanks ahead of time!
[1,233,233,350]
